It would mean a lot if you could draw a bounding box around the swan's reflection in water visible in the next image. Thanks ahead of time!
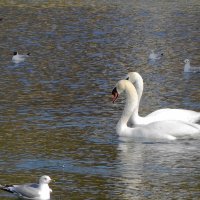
[116,139,200,199]
[117,141,144,200]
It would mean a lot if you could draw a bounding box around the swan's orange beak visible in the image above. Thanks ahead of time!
[112,87,119,103]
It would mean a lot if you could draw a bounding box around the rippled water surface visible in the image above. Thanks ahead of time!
[0,1,200,199]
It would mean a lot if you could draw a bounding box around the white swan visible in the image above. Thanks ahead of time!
[184,59,200,73]
[125,72,200,125]
[12,51,30,64]
[148,50,163,60]
[112,80,200,140]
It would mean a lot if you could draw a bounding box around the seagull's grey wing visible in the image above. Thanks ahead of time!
[13,183,40,198]
[20,55,29,59]
[192,67,200,72]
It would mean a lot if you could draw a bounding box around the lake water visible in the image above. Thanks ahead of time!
[0,0,199,199]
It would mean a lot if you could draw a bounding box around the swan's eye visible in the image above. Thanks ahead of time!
[126,77,129,80]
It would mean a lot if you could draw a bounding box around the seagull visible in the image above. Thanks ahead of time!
[0,175,52,200]
[184,59,200,73]
[148,50,163,60]
[12,51,30,64]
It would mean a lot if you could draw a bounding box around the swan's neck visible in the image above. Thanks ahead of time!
[128,75,143,125]
[134,76,143,115]
[117,86,138,134]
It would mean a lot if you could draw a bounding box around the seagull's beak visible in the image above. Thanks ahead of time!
[112,87,119,103]
[50,179,55,183]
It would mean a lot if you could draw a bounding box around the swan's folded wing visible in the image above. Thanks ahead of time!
[146,108,200,123]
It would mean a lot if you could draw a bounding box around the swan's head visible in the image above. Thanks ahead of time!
[39,175,52,184]
[112,80,131,103]
[184,59,190,64]
[13,51,18,55]
[126,72,141,84]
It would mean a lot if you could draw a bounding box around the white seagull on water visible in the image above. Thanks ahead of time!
[184,59,200,73]
[12,51,30,64]
[0,175,52,200]
[148,50,163,60]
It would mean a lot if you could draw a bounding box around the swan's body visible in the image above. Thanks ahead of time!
[0,175,52,200]
[148,50,163,60]
[12,51,30,64]
[184,59,200,73]
[125,72,200,125]
[112,80,200,140]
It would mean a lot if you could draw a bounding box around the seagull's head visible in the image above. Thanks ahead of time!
[184,59,190,64]
[39,175,52,184]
